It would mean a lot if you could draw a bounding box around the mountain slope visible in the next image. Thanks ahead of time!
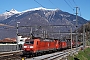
[0,7,88,39]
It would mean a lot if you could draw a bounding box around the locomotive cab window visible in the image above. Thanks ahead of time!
[25,39,34,44]
[25,41,34,44]
[30,41,34,44]
[25,41,29,44]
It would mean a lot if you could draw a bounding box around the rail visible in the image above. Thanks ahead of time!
[27,48,80,60]
[0,50,23,60]
[0,50,23,57]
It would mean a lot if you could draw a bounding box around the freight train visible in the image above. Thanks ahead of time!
[22,37,81,55]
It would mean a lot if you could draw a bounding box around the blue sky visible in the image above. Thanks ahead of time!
[0,0,90,20]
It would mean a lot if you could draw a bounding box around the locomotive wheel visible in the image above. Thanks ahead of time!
[37,52,42,56]
[33,53,38,57]
[42,51,46,54]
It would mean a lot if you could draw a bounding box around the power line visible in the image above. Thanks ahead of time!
[68,0,74,7]
[64,0,74,11]
[33,0,45,8]
[48,0,58,8]
[73,0,77,6]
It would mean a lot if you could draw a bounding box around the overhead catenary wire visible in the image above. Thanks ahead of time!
[73,0,77,6]
[68,0,74,8]
[64,0,74,11]
[33,0,45,8]
[66,0,81,17]
[48,0,58,9]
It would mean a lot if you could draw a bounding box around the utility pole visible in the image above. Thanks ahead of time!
[83,24,85,49]
[45,30,48,38]
[70,26,73,55]
[59,30,60,40]
[16,22,20,50]
[30,27,32,38]
[71,27,72,50]
[75,7,78,50]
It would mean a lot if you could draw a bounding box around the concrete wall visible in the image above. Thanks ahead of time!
[0,44,17,52]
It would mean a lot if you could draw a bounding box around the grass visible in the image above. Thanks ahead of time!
[67,47,90,60]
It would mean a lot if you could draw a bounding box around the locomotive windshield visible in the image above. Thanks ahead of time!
[30,41,34,44]
[25,40,34,44]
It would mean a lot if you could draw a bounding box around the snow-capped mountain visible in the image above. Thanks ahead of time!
[0,7,88,39]
[0,7,58,20]
[3,9,21,15]
[0,9,21,20]
[22,7,58,12]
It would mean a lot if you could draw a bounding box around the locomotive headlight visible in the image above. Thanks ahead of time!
[24,46,27,48]
[30,46,33,48]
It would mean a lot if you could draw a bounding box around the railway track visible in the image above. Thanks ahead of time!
[42,50,69,60]
[0,50,23,60]
[26,48,80,60]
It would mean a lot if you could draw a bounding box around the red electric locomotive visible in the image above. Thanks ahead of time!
[22,37,68,55]
[54,39,61,50]
[61,41,67,49]
[23,38,57,55]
